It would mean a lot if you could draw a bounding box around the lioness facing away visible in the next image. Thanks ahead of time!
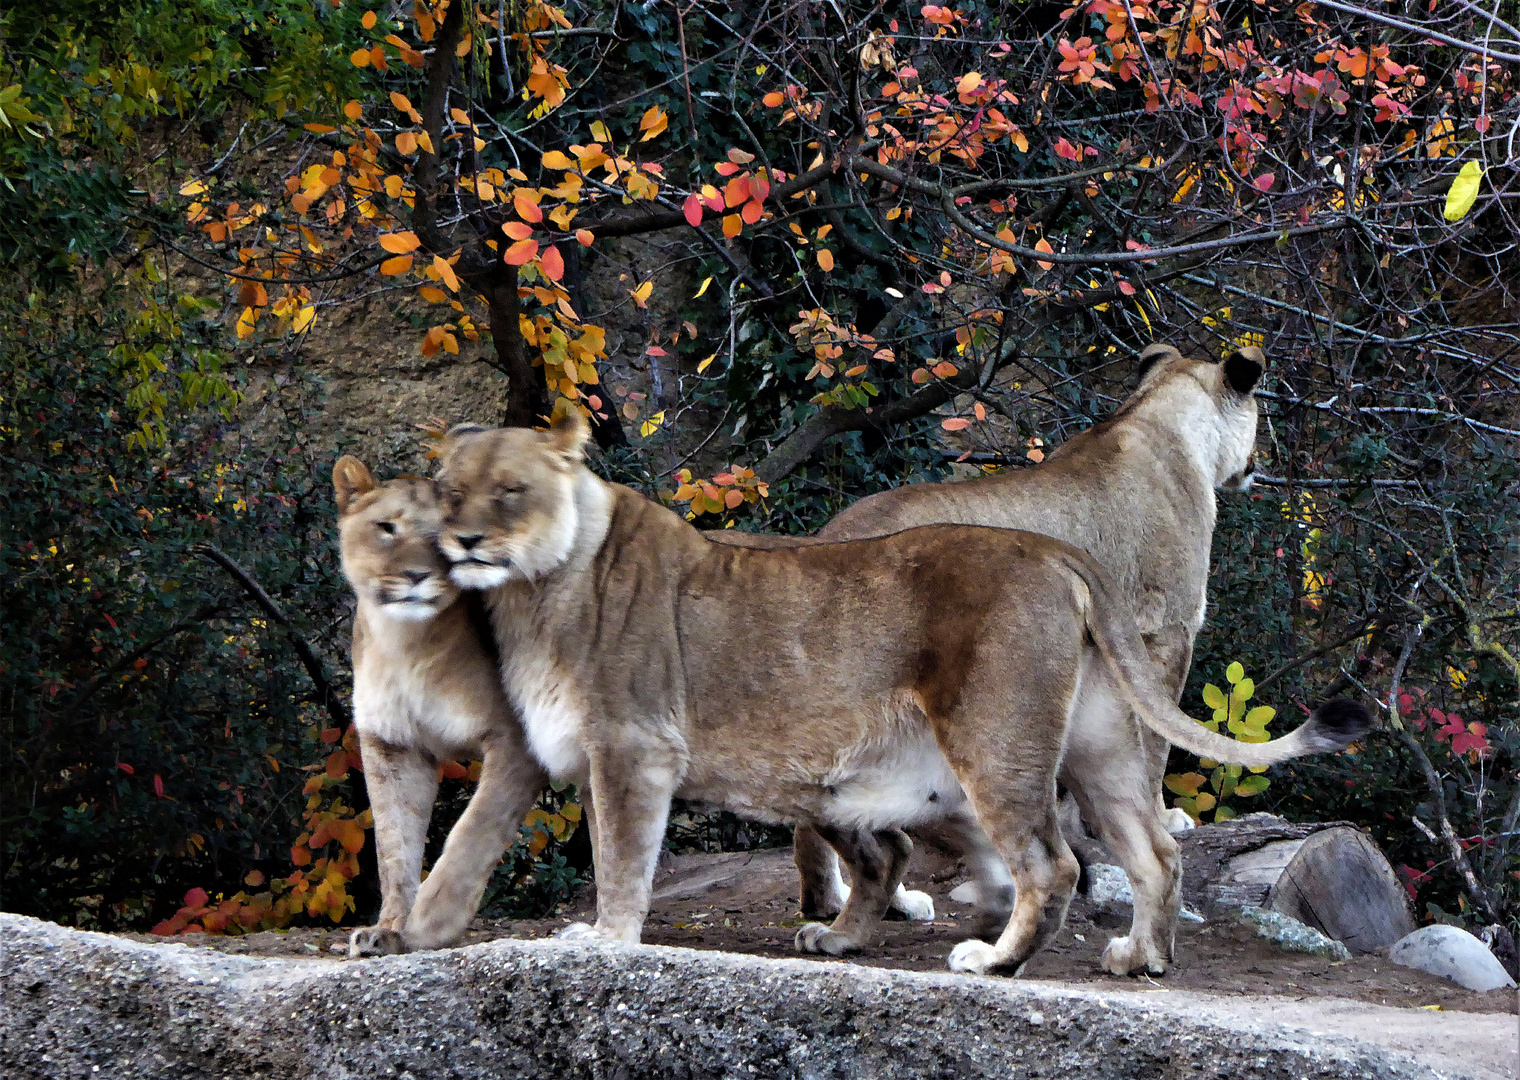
[767,343,1269,925]
[333,459,547,957]
[434,413,1368,976]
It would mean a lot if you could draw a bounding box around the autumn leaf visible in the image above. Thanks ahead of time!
[1443,160,1483,222]
[539,244,565,281]
[630,280,654,307]
[292,305,316,334]
[514,190,544,222]
[542,150,576,170]
[504,238,539,265]
[379,231,421,253]
[575,229,594,246]
[694,276,713,298]
[817,249,835,271]
[380,255,414,275]
[395,131,419,155]
[432,254,460,292]
[683,193,704,227]
[941,417,973,431]
[638,106,669,141]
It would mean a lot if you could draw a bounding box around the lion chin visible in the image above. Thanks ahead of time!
[449,562,512,589]
[379,599,444,622]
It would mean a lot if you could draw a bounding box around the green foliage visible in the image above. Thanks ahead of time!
[1166,662,1275,824]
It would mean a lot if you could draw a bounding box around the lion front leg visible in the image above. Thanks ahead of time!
[794,826,912,957]
[557,745,680,945]
[348,734,438,958]
[400,734,548,952]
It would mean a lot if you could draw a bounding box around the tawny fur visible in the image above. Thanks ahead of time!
[333,458,546,958]
[716,344,1266,924]
[429,409,1360,977]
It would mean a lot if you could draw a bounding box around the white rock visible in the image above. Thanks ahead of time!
[1389,924,1518,992]
[948,881,980,905]
[1087,863,1204,922]
[1239,906,1350,961]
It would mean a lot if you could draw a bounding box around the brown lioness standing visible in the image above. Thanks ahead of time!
[433,413,1368,976]
[333,459,547,957]
[770,343,1271,925]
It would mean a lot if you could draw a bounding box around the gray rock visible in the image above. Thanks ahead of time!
[1240,905,1352,960]
[0,912,1510,1080]
[1087,863,1205,922]
[1389,924,1518,992]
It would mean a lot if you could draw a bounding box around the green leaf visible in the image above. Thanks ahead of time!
[1234,775,1270,797]
[1202,683,1227,710]
[1225,661,1244,684]
[1231,677,1255,703]
[1214,805,1237,822]
[1243,705,1275,729]
[1209,766,1225,793]
[1442,160,1483,222]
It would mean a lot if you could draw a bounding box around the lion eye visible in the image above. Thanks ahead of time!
[499,483,526,497]
[376,521,397,536]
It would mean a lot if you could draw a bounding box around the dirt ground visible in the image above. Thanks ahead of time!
[133,847,1516,1017]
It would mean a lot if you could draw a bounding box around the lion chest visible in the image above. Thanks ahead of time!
[504,650,588,782]
[351,662,497,757]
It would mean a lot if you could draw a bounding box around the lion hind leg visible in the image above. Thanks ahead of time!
[795,825,912,956]
[794,823,849,918]
[401,735,548,952]
[1065,765,1181,976]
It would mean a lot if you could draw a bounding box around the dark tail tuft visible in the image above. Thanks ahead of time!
[1310,698,1373,745]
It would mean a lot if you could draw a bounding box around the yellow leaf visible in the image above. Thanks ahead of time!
[235,306,257,340]
[416,130,434,155]
[630,280,653,307]
[694,276,713,298]
[542,150,576,170]
[433,254,460,292]
[379,231,421,253]
[639,410,666,437]
[179,178,209,197]
[590,120,611,142]
[1443,160,1484,221]
[1226,661,1244,684]
[1201,683,1227,710]
[696,352,716,373]
[384,174,404,198]
[292,305,316,334]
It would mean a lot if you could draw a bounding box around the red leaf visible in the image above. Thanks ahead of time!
[184,887,209,908]
[1253,172,1275,192]
[319,727,342,744]
[153,774,165,798]
[683,193,703,227]
[1117,280,1137,296]
[325,751,350,779]
[117,762,135,774]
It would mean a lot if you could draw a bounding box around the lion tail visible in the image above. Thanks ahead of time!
[1060,553,1371,768]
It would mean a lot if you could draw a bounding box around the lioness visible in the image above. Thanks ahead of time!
[775,343,1269,925]
[433,413,1368,976]
[333,458,547,957]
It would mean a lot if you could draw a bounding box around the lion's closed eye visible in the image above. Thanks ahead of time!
[376,521,397,536]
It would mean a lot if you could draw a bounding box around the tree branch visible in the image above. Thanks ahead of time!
[191,544,350,730]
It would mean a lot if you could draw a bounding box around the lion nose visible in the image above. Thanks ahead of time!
[402,570,429,585]
[456,533,485,551]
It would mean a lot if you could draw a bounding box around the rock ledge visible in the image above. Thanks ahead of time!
[1,913,1511,1079]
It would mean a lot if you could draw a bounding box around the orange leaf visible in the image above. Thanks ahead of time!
[504,238,539,265]
[380,255,414,275]
[513,190,544,223]
[432,254,460,292]
[418,285,448,302]
[740,199,764,225]
[350,47,371,67]
[575,229,594,246]
[724,488,744,509]
[941,417,973,431]
[361,10,376,28]
[440,760,468,780]
[722,214,742,238]
[762,91,785,107]
[343,100,362,120]
[501,221,534,241]
[396,131,418,155]
[390,91,415,115]
[539,244,565,281]
[817,249,834,271]
[325,751,350,779]
[379,231,421,253]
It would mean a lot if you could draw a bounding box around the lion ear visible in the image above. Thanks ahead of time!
[437,423,487,470]
[1222,346,1266,394]
[546,407,590,467]
[1135,343,1181,382]
[333,456,375,515]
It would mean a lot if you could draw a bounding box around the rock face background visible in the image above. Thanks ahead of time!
[3,913,1515,1080]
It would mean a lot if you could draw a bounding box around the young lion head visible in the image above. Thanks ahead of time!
[433,412,593,588]
[1126,342,1265,491]
[333,457,459,621]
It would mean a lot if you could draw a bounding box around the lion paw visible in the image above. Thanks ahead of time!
[1100,935,1168,976]
[1160,807,1196,835]
[347,926,406,959]
[794,922,862,956]
[947,938,998,974]
[553,921,609,942]
[889,886,936,922]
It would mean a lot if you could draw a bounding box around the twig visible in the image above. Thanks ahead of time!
[191,544,351,729]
